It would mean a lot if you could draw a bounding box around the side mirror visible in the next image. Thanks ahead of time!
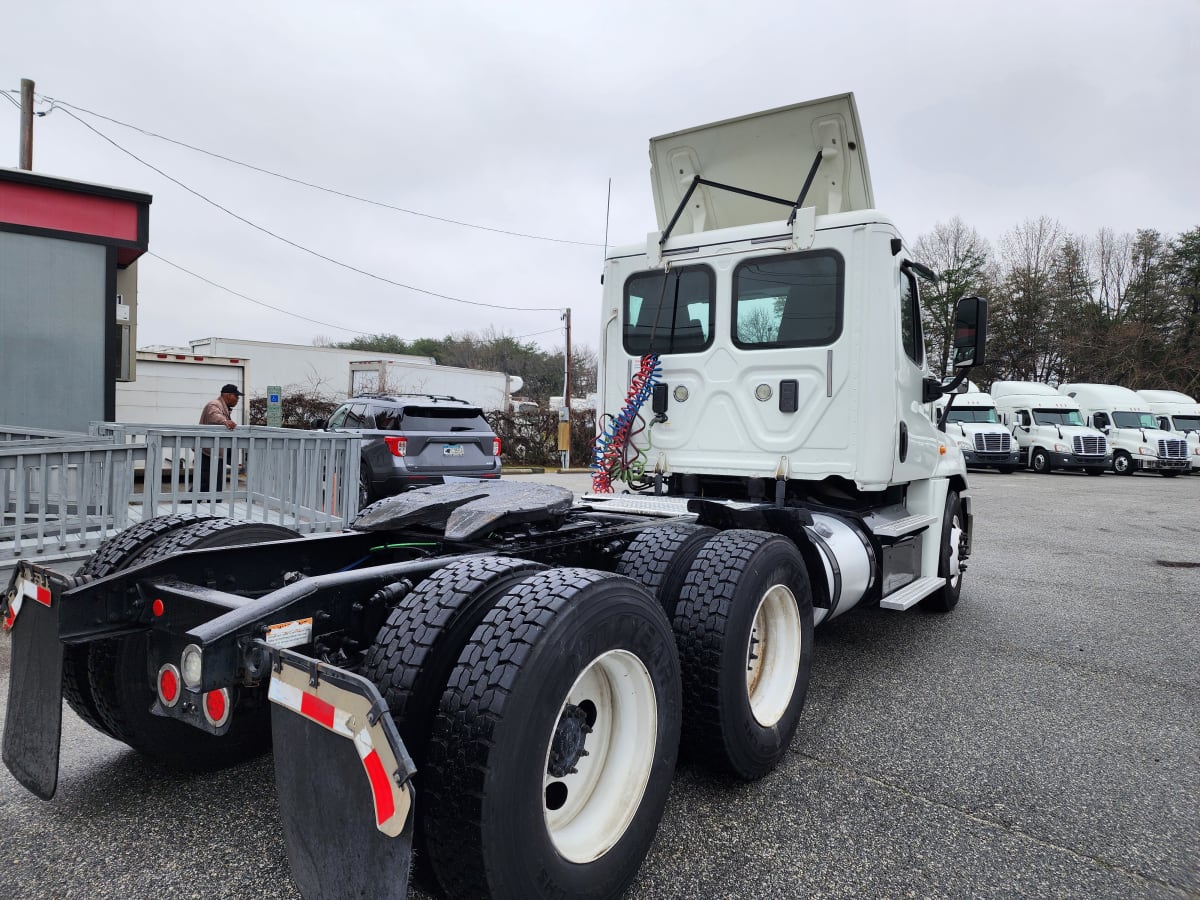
[952,296,988,369]
[310,418,327,430]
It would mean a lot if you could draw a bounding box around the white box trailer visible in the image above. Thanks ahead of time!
[1136,389,1200,473]
[116,350,248,425]
[990,381,1110,474]
[189,337,519,411]
[348,359,523,410]
[1060,383,1190,476]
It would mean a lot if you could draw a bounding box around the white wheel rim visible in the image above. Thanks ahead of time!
[745,584,802,727]
[542,649,657,863]
[947,515,964,587]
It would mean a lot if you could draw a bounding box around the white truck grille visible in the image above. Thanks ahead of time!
[1073,435,1107,456]
[973,433,1012,452]
[1158,438,1187,458]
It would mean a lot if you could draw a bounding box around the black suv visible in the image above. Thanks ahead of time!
[319,394,501,505]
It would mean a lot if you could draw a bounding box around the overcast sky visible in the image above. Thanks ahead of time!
[4,1,1198,360]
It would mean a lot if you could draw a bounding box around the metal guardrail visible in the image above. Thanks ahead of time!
[1,439,139,559]
[2,423,361,563]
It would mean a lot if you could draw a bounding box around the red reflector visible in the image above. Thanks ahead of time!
[159,668,178,704]
[493,437,502,456]
[362,748,395,826]
[300,691,336,729]
[384,436,407,457]
[152,598,164,617]
[205,689,227,723]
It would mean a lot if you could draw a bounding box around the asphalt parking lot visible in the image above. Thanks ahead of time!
[1,468,1197,898]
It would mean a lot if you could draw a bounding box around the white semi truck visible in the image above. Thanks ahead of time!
[4,94,987,899]
[990,381,1110,475]
[1059,383,1189,476]
[930,381,1020,472]
[1136,389,1200,473]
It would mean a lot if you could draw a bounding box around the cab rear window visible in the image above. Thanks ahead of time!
[732,251,843,348]
[623,266,714,355]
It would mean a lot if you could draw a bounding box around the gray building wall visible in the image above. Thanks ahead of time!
[1,231,107,432]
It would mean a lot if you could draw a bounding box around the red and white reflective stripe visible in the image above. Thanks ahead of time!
[23,579,51,607]
[268,677,400,831]
[4,578,51,631]
[269,678,356,739]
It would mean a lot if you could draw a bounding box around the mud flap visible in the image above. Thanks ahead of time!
[2,564,67,800]
[268,647,415,900]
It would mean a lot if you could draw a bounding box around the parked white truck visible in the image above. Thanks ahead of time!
[5,93,988,899]
[990,381,1110,475]
[1059,383,1189,476]
[931,381,1020,472]
[1136,389,1200,473]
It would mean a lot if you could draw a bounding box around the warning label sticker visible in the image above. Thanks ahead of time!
[265,617,313,650]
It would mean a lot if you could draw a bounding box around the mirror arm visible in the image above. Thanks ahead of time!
[936,370,970,432]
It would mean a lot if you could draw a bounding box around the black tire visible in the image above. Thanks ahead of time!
[673,530,813,780]
[1113,451,1134,475]
[922,491,965,613]
[1160,470,1180,478]
[362,556,547,772]
[88,519,300,770]
[423,568,681,900]
[1085,467,1105,476]
[1030,449,1051,474]
[997,466,1017,474]
[64,515,212,736]
[362,555,547,890]
[357,462,374,511]
[615,523,717,614]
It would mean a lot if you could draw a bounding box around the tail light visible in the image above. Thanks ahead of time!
[203,688,232,728]
[492,437,502,457]
[157,664,182,708]
[384,436,407,457]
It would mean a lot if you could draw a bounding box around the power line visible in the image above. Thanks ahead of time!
[147,252,375,334]
[41,95,605,248]
[56,105,563,313]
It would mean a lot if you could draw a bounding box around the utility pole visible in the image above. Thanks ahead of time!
[561,308,572,469]
[19,78,34,170]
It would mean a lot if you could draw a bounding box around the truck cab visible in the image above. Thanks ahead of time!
[1060,383,1189,476]
[596,93,985,619]
[990,382,1109,475]
[1136,389,1200,473]
[931,381,1019,472]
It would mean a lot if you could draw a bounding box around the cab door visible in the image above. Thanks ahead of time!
[892,265,940,482]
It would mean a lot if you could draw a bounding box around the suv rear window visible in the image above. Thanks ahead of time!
[374,406,490,432]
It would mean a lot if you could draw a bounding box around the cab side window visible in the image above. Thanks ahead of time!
[900,269,924,366]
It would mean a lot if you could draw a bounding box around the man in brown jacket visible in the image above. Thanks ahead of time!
[198,384,241,492]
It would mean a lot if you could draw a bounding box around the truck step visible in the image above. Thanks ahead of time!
[879,576,946,611]
[870,513,937,539]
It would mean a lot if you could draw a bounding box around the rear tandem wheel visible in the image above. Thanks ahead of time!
[422,568,681,900]
[86,519,300,770]
[65,515,213,737]
[672,529,814,780]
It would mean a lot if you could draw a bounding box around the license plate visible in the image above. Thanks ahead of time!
[443,444,464,457]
